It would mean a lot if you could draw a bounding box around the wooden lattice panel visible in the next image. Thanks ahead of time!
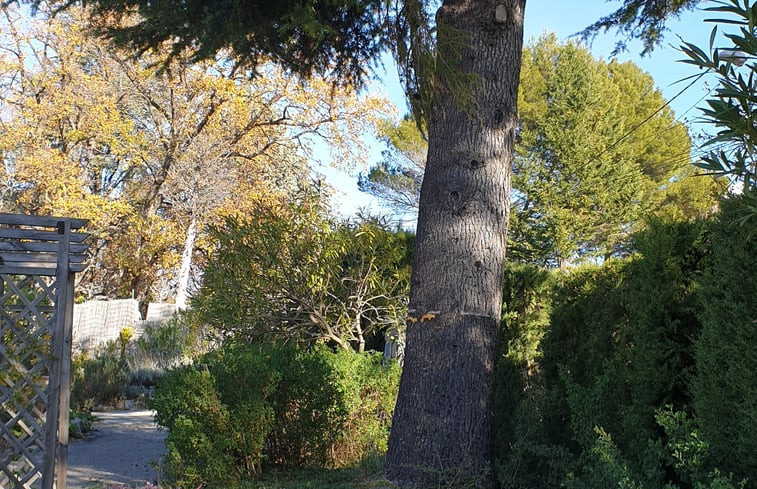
[0,275,57,488]
[0,214,88,489]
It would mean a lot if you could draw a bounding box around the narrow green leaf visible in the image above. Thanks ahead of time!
[704,17,748,25]
[710,25,718,50]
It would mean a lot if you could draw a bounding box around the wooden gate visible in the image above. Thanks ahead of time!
[0,214,88,489]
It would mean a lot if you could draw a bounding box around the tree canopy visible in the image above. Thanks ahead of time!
[579,0,702,54]
[39,0,386,83]
[510,35,724,266]
[11,0,707,88]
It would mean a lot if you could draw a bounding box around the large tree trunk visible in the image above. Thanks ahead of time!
[386,0,525,486]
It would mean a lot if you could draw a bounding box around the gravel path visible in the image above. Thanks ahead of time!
[67,410,167,488]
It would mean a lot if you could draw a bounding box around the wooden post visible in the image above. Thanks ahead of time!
[41,220,71,488]
[55,220,73,489]
[55,274,75,488]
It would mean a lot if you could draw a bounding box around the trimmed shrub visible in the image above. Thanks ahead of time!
[494,260,632,489]
[153,367,242,488]
[260,344,345,467]
[495,219,717,488]
[693,197,757,484]
[540,261,629,457]
[495,263,558,487]
[615,218,709,483]
[151,342,400,487]
[330,350,401,464]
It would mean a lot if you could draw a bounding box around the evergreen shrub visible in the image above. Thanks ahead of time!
[71,343,131,411]
[495,263,554,465]
[693,197,757,484]
[493,218,740,488]
[150,341,400,487]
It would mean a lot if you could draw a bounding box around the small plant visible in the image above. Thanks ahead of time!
[69,410,97,438]
[118,327,135,358]
[131,316,204,370]
[71,345,131,410]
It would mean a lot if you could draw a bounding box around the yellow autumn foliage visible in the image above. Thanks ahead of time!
[0,4,392,304]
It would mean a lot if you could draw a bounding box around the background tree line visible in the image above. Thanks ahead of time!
[360,34,725,267]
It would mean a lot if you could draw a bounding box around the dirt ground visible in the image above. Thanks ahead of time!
[67,410,167,489]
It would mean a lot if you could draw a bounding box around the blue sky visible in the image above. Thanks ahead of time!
[321,1,726,218]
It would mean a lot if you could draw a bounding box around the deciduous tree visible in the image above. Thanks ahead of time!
[0,3,388,307]
[196,192,412,352]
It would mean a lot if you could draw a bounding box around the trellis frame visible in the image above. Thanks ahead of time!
[0,213,88,489]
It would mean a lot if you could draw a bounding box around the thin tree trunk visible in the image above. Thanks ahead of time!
[386,0,525,486]
[175,217,197,310]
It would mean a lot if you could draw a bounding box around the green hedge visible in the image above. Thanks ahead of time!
[151,342,400,488]
[693,198,757,484]
[495,213,750,489]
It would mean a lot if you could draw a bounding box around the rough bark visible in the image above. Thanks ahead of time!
[385,0,525,486]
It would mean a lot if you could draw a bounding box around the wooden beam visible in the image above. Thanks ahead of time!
[3,304,56,313]
[0,241,89,254]
[0,252,57,263]
[55,274,75,488]
[0,260,58,269]
[0,252,87,264]
[0,213,87,230]
[0,263,87,275]
[0,265,57,276]
[51,218,73,489]
[0,228,90,243]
